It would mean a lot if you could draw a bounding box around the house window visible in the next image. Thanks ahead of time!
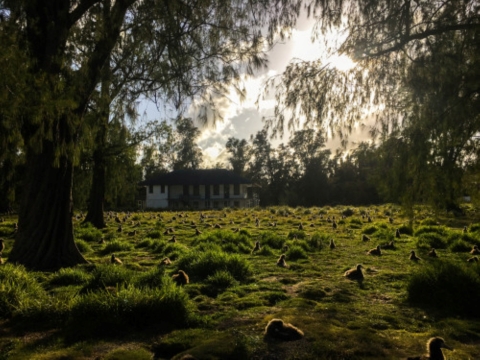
[213,201,219,209]
[149,185,154,194]
[193,201,199,209]
[205,200,210,208]
[193,185,200,196]
[234,201,240,207]
[213,184,219,196]
[224,201,229,208]
[224,184,230,198]
[160,184,165,193]
[183,185,189,195]
[233,184,240,195]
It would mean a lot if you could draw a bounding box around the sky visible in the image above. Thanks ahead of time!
[139,13,372,167]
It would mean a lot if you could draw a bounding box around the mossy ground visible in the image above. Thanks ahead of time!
[1,204,480,359]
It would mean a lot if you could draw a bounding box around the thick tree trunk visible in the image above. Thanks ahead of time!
[9,141,88,271]
[84,147,107,229]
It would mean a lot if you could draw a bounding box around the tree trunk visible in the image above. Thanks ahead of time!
[84,147,107,229]
[9,140,88,271]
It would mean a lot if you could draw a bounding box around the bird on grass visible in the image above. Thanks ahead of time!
[172,270,189,285]
[428,248,438,258]
[396,228,401,238]
[463,225,468,233]
[0,238,4,254]
[264,318,304,341]
[159,257,172,266]
[406,336,453,360]
[470,245,480,255]
[467,256,478,263]
[195,228,202,236]
[344,264,364,281]
[168,235,176,243]
[251,241,261,254]
[409,250,421,261]
[276,254,288,268]
[362,234,371,242]
[383,240,395,250]
[332,221,337,229]
[127,230,136,236]
[329,238,336,249]
[367,245,382,256]
[111,254,122,265]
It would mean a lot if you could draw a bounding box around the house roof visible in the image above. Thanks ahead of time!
[140,169,252,186]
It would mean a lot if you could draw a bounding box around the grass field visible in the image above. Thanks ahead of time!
[1,204,480,359]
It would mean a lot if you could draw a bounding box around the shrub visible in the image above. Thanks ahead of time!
[449,239,472,253]
[204,270,239,296]
[407,261,480,317]
[257,245,275,256]
[136,238,154,248]
[287,230,307,239]
[175,249,252,283]
[146,230,162,239]
[469,223,480,233]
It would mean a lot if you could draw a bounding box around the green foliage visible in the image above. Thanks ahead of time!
[0,264,48,318]
[286,245,308,260]
[82,264,135,292]
[257,245,275,256]
[287,230,306,239]
[76,239,93,253]
[101,240,134,254]
[69,282,193,337]
[342,208,354,217]
[397,224,413,236]
[414,225,447,237]
[146,230,162,239]
[362,225,378,235]
[306,233,326,251]
[258,231,284,249]
[407,261,480,317]
[75,223,103,242]
[49,267,91,286]
[416,233,448,250]
[175,248,252,283]
[134,267,167,289]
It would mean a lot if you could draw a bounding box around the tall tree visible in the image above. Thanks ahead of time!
[2,0,303,270]
[226,137,251,175]
[268,0,480,211]
[172,118,203,170]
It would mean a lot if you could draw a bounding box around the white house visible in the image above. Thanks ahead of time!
[140,169,259,209]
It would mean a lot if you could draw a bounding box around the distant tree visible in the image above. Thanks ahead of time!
[226,137,251,176]
[172,118,203,170]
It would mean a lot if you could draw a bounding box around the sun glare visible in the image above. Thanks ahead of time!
[328,54,356,71]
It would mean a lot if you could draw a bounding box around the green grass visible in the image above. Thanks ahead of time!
[1,205,480,359]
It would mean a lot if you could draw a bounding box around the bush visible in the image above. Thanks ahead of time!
[449,239,472,253]
[362,225,378,235]
[397,224,413,236]
[175,248,252,283]
[204,270,239,296]
[134,267,167,289]
[287,230,307,239]
[146,230,162,239]
[407,261,480,317]
[414,225,446,237]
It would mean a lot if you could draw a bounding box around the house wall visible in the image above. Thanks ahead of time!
[145,183,252,209]
[145,185,168,208]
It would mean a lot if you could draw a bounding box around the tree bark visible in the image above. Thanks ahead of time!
[84,147,107,229]
[9,140,88,271]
